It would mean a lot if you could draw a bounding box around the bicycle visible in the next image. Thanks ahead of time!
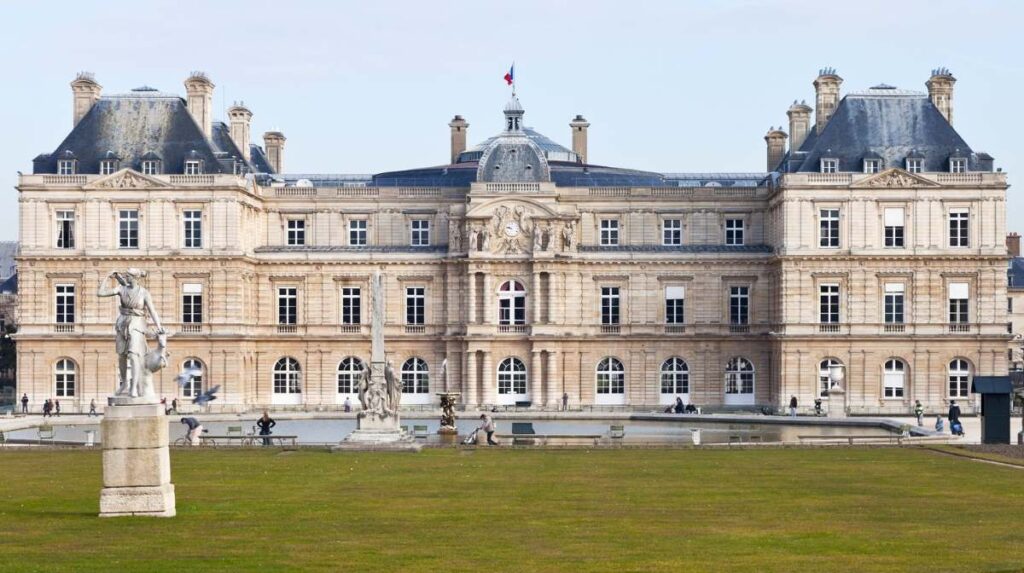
[172,429,215,447]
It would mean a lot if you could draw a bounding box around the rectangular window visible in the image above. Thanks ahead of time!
[662,219,682,246]
[183,210,202,249]
[55,284,75,324]
[665,286,685,324]
[57,160,75,175]
[182,283,203,324]
[729,286,749,325]
[341,287,361,325]
[883,207,905,248]
[948,282,969,324]
[884,283,905,324]
[601,287,620,325]
[118,209,139,249]
[819,284,840,323]
[405,287,425,325]
[863,159,880,174]
[906,158,922,173]
[884,368,905,399]
[821,159,838,173]
[99,161,116,175]
[287,219,306,246]
[819,208,840,248]
[349,220,367,246]
[600,219,620,246]
[410,220,430,246]
[184,160,201,175]
[277,287,297,325]
[725,218,744,246]
[949,209,969,247]
[950,158,967,173]
[56,210,75,249]
[141,160,159,175]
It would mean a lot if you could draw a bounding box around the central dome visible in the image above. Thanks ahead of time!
[474,95,553,183]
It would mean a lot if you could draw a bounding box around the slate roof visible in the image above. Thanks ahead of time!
[0,242,17,280]
[0,274,16,295]
[1008,257,1024,290]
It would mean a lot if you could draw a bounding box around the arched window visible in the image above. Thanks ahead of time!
[819,358,843,398]
[883,359,905,398]
[498,280,527,325]
[948,359,971,398]
[337,357,363,394]
[497,357,527,398]
[273,357,302,395]
[595,357,625,404]
[660,357,689,396]
[401,358,429,394]
[725,357,755,404]
[54,358,76,397]
[181,358,204,397]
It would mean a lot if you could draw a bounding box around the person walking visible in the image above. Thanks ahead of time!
[948,400,962,425]
[170,398,179,414]
[343,396,351,413]
[478,414,498,446]
[180,417,203,446]
[561,392,569,412]
[54,400,61,417]
[256,411,276,446]
[89,399,98,417]
[20,393,28,414]
[789,395,798,417]
[914,400,924,426]
[42,399,52,418]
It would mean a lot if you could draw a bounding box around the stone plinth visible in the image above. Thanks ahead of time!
[99,402,175,517]
[827,386,848,419]
[332,411,422,452]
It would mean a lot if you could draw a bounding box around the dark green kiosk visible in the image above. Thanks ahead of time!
[970,376,1013,444]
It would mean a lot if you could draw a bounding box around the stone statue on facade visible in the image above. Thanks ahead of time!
[468,226,479,251]
[449,221,462,252]
[533,224,544,251]
[480,228,491,250]
[97,269,166,401]
[562,221,576,251]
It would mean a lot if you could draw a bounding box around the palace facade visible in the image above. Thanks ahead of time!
[14,69,1010,413]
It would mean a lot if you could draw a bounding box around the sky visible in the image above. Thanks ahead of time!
[1,0,1022,241]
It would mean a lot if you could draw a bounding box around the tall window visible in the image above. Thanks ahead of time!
[182,283,203,324]
[57,159,75,175]
[54,359,76,397]
[498,281,526,325]
[497,357,527,396]
[819,358,842,398]
[948,209,969,247]
[55,284,75,324]
[906,158,922,173]
[184,160,202,175]
[410,220,430,246]
[883,359,905,398]
[401,357,429,394]
[406,287,425,325]
[277,287,297,325]
[729,286,749,325]
[725,357,755,396]
[665,286,685,324]
[600,219,619,246]
[819,209,840,248]
[273,357,302,396]
[99,160,117,175]
[884,283,904,324]
[341,287,361,325]
[349,219,367,246]
[287,219,306,246]
[948,359,970,398]
[181,358,203,397]
[725,219,744,246]
[662,219,682,246]
[595,357,625,396]
[883,207,905,248]
[337,357,363,394]
[601,287,620,325]
[948,283,969,324]
[118,209,139,249]
[56,210,75,249]
[660,357,689,395]
[183,210,202,248]
[819,284,840,323]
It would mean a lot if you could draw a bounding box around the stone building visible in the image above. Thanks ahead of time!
[14,69,1009,414]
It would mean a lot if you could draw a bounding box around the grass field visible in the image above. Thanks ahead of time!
[1,447,1023,573]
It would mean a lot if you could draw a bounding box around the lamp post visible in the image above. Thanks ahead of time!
[827,364,847,418]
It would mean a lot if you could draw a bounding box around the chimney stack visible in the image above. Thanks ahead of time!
[570,114,590,164]
[786,100,813,152]
[448,115,468,164]
[263,131,286,173]
[184,71,215,139]
[926,67,956,124]
[813,67,843,134]
[70,72,102,127]
[227,102,253,161]
[1008,232,1021,258]
[764,127,788,171]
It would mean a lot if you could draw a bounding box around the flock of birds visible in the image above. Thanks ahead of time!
[174,367,220,405]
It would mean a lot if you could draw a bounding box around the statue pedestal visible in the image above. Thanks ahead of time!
[332,412,422,452]
[827,386,848,419]
[99,402,175,517]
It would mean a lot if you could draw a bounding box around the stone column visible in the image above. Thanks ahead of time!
[468,271,477,324]
[483,273,494,325]
[99,403,175,517]
[465,351,477,406]
[532,271,542,325]
[481,351,494,406]
[545,350,558,407]
[531,351,543,406]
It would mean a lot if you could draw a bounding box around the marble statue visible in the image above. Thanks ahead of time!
[97,269,166,400]
[439,394,457,430]
[449,222,462,252]
[481,228,491,250]
[532,224,543,251]
[562,221,576,251]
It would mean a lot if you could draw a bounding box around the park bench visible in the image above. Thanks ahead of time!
[609,425,625,439]
[202,434,299,448]
[413,425,429,439]
[226,425,244,437]
[727,434,764,444]
[797,434,904,446]
[37,424,55,444]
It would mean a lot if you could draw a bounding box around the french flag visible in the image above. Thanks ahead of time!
[504,63,514,86]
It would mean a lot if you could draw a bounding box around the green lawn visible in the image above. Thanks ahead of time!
[1,448,1023,573]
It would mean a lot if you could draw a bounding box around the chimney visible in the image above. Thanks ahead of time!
[764,127,788,171]
[263,131,286,173]
[926,67,956,124]
[227,102,253,161]
[1008,232,1021,258]
[184,71,215,139]
[70,72,102,127]
[570,114,590,164]
[448,115,468,164]
[786,100,813,152]
[813,67,843,134]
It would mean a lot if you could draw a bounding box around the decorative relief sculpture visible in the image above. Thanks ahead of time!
[562,221,577,251]
[94,170,164,189]
[97,269,166,401]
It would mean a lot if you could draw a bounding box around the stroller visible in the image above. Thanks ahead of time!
[950,420,965,437]
[462,428,480,445]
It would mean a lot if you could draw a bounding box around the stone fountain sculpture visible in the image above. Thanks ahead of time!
[96,269,176,517]
[827,363,847,419]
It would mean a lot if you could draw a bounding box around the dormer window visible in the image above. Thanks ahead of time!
[99,159,118,175]
[863,159,881,174]
[57,159,76,175]
[949,158,967,173]
[905,158,923,173]
[184,160,202,175]
[820,158,838,174]
[141,160,161,175]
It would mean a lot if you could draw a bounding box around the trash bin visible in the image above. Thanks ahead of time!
[691,429,701,446]
[971,376,1013,445]
[84,429,96,447]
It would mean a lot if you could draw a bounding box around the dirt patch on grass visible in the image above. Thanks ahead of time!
[958,444,1024,460]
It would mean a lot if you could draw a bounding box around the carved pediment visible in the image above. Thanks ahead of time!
[84,168,172,190]
[854,168,940,189]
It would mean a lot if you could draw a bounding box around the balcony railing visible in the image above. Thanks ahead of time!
[405,325,426,334]
[180,323,203,334]
[728,324,750,334]
[277,324,298,334]
[665,324,687,334]
[883,323,906,334]
[600,324,621,334]
[498,324,529,334]
[818,323,840,334]
[948,323,971,333]
[338,324,361,333]
[53,323,75,333]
